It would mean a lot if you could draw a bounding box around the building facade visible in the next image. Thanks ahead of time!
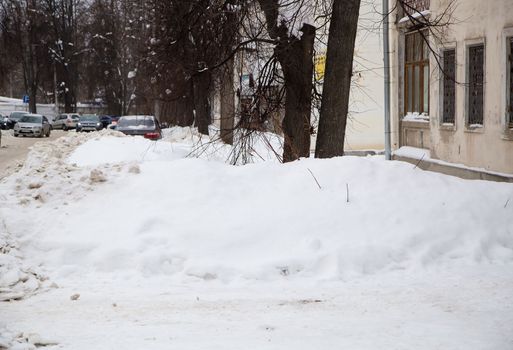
[391,0,513,174]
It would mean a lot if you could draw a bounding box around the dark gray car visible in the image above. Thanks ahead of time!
[115,115,162,140]
[77,114,103,132]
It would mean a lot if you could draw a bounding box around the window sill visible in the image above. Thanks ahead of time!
[464,125,485,134]
[439,123,456,132]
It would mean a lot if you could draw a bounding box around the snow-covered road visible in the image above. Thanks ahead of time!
[0,130,66,180]
[2,269,512,350]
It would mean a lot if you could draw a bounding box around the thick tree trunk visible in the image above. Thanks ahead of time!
[315,0,361,158]
[63,78,74,113]
[180,95,195,127]
[29,82,37,113]
[26,53,37,113]
[192,72,211,135]
[258,0,316,162]
[279,24,316,162]
[220,58,235,145]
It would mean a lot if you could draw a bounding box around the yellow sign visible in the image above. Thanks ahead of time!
[314,53,326,80]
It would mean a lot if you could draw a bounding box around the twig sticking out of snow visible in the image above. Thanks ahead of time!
[505,199,510,209]
[307,168,322,190]
[413,154,426,169]
[346,183,350,203]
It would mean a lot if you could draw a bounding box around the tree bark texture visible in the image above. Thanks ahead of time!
[257,0,316,162]
[315,0,361,158]
[193,72,211,135]
[280,24,316,162]
[220,58,235,145]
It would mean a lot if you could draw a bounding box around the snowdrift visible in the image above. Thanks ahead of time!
[1,127,512,288]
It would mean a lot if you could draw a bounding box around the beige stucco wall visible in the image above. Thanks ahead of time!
[345,0,385,151]
[392,0,513,174]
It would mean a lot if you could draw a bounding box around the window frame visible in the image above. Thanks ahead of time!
[465,39,486,131]
[503,29,513,139]
[439,45,457,128]
[404,29,430,116]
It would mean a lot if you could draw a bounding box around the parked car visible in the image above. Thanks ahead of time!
[99,115,112,128]
[0,114,10,130]
[109,115,121,125]
[77,114,103,132]
[1,111,29,130]
[52,113,80,130]
[13,114,51,137]
[115,115,162,140]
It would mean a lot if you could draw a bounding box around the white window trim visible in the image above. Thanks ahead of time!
[438,43,457,130]
[464,38,486,132]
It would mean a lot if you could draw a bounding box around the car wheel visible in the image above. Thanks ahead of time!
[13,133,18,137]
[63,125,68,131]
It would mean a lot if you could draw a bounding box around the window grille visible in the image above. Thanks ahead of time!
[442,49,456,124]
[468,44,484,126]
[404,30,429,115]
[403,0,430,16]
[509,38,513,128]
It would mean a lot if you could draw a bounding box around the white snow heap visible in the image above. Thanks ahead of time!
[0,127,512,349]
[1,127,511,285]
[0,228,48,302]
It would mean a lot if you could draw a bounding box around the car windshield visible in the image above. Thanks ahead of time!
[10,112,28,121]
[118,116,155,129]
[80,115,99,122]
[19,115,42,123]
[72,115,80,121]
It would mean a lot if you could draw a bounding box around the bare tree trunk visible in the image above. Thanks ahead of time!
[281,24,316,162]
[27,44,37,113]
[193,72,211,135]
[220,58,235,144]
[315,0,361,158]
[257,0,316,162]
[29,81,37,113]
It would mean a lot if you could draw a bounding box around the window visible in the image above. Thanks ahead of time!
[402,0,430,16]
[441,49,456,124]
[405,30,430,115]
[508,37,513,129]
[467,44,485,126]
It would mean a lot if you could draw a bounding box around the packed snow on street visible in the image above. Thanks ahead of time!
[0,128,512,350]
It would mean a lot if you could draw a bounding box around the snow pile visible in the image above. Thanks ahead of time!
[0,228,49,302]
[0,128,126,208]
[162,126,283,164]
[394,146,430,160]
[1,129,513,349]
[0,327,57,350]
[69,126,283,167]
[6,136,511,284]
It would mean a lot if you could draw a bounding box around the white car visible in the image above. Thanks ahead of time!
[13,114,52,137]
[52,113,80,130]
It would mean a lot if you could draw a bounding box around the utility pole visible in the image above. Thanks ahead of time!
[383,0,392,160]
